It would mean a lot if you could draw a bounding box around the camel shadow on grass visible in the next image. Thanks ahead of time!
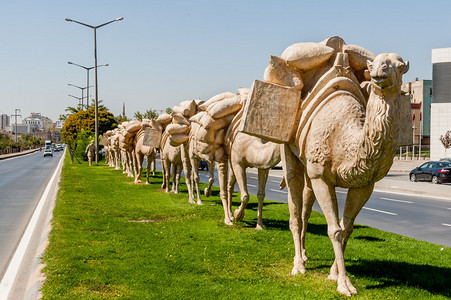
[347,259,451,298]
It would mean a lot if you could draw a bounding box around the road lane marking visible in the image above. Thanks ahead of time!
[362,207,398,215]
[269,188,287,194]
[269,180,282,183]
[442,223,451,227]
[336,191,347,194]
[247,184,257,188]
[380,197,413,204]
[0,149,65,298]
[373,189,451,202]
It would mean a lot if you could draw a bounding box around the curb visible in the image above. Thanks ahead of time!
[0,149,40,160]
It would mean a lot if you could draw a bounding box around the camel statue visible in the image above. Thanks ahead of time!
[225,108,281,230]
[160,130,183,193]
[133,120,158,184]
[242,37,409,296]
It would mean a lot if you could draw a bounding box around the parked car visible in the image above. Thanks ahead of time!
[199,161,208,171]
[409,161,451,184]
[43,147,53,157]
[440,158,451,162]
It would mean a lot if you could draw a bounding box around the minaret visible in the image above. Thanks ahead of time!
[122,102,125,117]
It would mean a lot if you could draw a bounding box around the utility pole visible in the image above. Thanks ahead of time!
[12,109,21,143]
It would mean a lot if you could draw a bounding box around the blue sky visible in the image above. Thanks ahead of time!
[0,0,450,122]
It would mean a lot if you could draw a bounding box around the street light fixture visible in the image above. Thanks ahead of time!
[68,84,93,109]
[68,94,88,110]
[66,16,124,164]
[67,62,108,108]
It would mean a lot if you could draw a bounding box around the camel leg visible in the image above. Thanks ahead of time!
[301,176,315,261]
[281,144,305,276]
[134,153,143,184]
[145,153,154,184]
[121,150,127,174]
[329,184,374,287]
[232,162,249,223]
[161,159,166,189]
[181,143,195,203]
[115,151,120,170]
[175,163,182,194]
[162,160,171,193]
[256,168,269,230]
[216,160,233,225]
[204,162,215,197]
[151,155,156,176]
[130,150,137,177]
[191,158,203,205]
[227,165,236,220]
[309,177,355,297]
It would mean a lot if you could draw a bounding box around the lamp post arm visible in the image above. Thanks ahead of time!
[65,18,94,29]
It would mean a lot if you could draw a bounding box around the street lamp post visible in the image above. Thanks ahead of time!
[68,83,93,109]
[67,62,108,108]
[68,94,88,110]
[65,17,123,164]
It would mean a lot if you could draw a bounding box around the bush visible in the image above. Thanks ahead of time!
[73,130,95,161]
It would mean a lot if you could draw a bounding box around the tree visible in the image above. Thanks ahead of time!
[134,109,158,121]
[440,131,451,157]
[62,106,116,149]
[165,107,173,114]
[114,114,129,124]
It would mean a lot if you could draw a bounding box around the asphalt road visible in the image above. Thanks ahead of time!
[192,165,451,248]
[0,150,63,279]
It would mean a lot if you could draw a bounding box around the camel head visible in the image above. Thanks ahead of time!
[367,53,409,91]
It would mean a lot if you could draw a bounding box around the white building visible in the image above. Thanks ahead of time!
[431,48,451,160]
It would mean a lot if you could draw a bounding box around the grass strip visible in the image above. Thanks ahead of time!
[42,152,451,299]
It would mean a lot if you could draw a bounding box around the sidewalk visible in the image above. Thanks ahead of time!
[263,159,451,201]
[0,148,40,160]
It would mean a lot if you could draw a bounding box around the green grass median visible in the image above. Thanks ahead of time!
[42,152,451,299]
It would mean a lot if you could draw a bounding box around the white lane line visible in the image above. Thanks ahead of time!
[362,207,398,215]
[269,188,287,194]
[336,190,347,194]
[447,208,451,210]
[269,180,282,183]
[380,197,413,204]
[0,149,65,298]
[373,189,451,202]
[442,223,451,227]
[247,184,257,188]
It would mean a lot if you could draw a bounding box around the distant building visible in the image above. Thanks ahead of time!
[0,114,10,130]
[431,48,451,159]
[401,79,432,146]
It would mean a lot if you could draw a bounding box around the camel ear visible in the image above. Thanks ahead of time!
[399,61,409,74]
[366,60,373,72]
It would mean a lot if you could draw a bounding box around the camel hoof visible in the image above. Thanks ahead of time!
[204,188,211,197]
[145,181,150,185]
[197,200,203,205]
[224,219,234,226]
[255,224,263,230]
[336,276,357,296]
[291,264,306,276]
[188,199,196,204]
[233,208,245,222]
[291,256,306,275]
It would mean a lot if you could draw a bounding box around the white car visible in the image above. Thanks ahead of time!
[43,147,53,157]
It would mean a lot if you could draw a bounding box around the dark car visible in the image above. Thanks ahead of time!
[409,161,451,184]
[199,161,208,171]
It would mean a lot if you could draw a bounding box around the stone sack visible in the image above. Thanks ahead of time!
[198,91,236,111]
[208,96,242,119]
[344,44,376,71]
[172,113,191,126]
[281,42,334,70]
[264,55,304,90]
[156,113,173,125]
[172,105,191,117]
[126,122,142,133]
[179,100,197,117]
[240,79,302,143]
[166,123,190,135]
[169,134,189,147]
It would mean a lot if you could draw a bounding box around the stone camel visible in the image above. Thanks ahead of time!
[225,109,281,230]
[133,121,157,184]
[160,130,183,194]
[281,51,409,296]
